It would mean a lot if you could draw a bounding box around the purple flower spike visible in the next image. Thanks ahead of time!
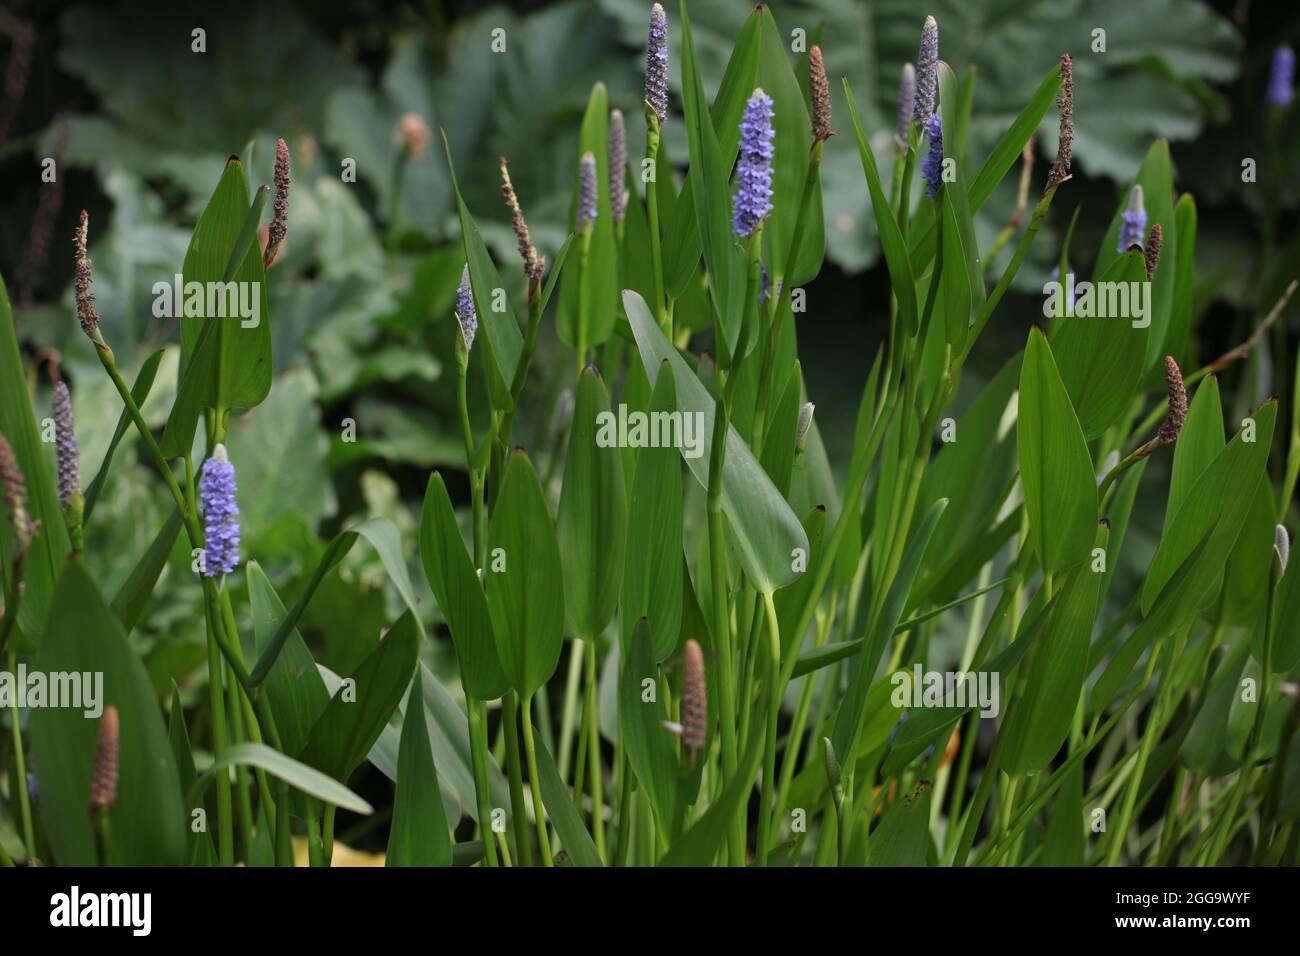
[645,3,669,123]
[732,88,775,239]
[456,265,477,350]
[578,151,599,229]
[921,114,944,198]
[913,16,939,126]
[1118,185,1147,252]
[1269,45,1295,108]
[52,380,80,508]
[200,444,240,577]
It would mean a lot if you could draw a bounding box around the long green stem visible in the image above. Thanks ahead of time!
[502,691,532,866]
[520,693,554,866]
[756,591,783,865]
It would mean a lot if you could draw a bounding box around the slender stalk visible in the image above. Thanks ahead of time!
[756,591,783,864]
[6,646,36,862]
[502,691,532,866]
[583,635,606,859]
[644,113,668,332]
[520,693,554,866]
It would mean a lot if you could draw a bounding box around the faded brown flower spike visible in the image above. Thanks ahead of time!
[73,210,101,336]
[809,45,833,141]
[1047,53,1073,189]
[0,431,33,549]
[500,156,544,283]
[88,705,120,815]
[1144,223,1163,281]
[1157,356,1187,445]
[681,638,707,755]
[264,137,290,269]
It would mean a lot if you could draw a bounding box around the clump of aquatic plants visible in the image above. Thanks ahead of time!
[1,2,1299,869]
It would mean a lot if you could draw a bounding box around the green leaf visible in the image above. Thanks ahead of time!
[110,510,183,633]
[1141,400,1277,616]
[842,79,918,335]
[419,473,509,700]
[832,497,947,766]
[866,781,932,866]
[190,743,372,816]
[656,717,765,867]
[167,685,217,866]
[678,0,747,364]
[622,363,684,661]
[530,724,603,867]
[624,290,808,593]
[298,610,420,783]
[753,5,821,286]
[248,516,421,687]
[160,158,273,457]
[1273,541,1300,673]
[441,130,522,410]
[1165,375,1224,537]
[1052,251,1150,439]
[29,560,186,865]
[1000,523,1108,775]
[557,84,618,349]
[247,561,331,758]
[1017,327,1098,574]
[663,5,761,298]
[387,680,452,866]
[0,276,69,643]
[1092,141,1177,370]
[938,191,974,352]
[83,348,164,522]
[558,365,627,638]
[485,449,566,698]
[619,618,683,838]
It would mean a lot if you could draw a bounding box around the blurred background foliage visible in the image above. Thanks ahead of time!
[1,0,1297,839]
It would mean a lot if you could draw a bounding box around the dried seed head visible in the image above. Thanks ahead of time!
[645,3,669,124]
[897,63,916,149]
[732,88,775,238]
[0,432,33,548]
[199,444,240,577]
[1144,223,1163,281]
[578,151,599,228]
[809,46,833,141]
[1119,185,1147,253]
[913,16,939,126]
[456,265,477,351]
[52,380,80,508]
[608,109,629,225]
[680,639,707,754]
[1047,53,1073,189]
[88,705,120,814]
[398,112,430,159]
[1157,356,1187,445]
[499,157,544,282]
[0,15,33,149]
[265,137,290,268]
[73,210,100,336]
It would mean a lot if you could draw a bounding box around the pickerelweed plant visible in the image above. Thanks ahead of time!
[1,2,1299,871]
